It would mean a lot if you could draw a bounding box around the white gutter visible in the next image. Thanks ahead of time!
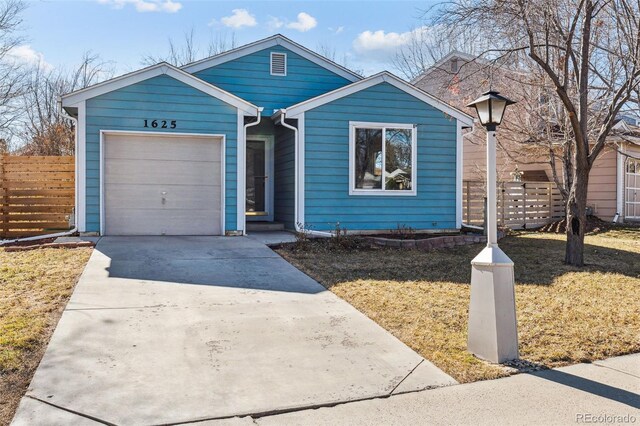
[0,101,78,246]
[275,109,333,238]
[242,107,263,235]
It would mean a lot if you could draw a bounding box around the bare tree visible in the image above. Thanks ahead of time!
[316,41,337,62]
[393,25,489,80]
[142,29,237,67]
[18,52,113,155]
[434,0,640,266]
[315,41,364,77]
[0,0,27,146]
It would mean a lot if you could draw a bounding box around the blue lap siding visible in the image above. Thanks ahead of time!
[274,122,296,229]
[303,82,458,231]
[194,46,352,116]
[84,74,239,233]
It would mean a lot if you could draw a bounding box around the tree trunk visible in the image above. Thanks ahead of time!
[565,169,590,266]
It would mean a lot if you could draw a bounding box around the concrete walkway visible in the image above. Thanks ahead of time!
[253,354,640,426]
[12,236,454,425]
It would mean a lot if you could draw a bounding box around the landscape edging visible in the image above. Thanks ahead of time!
[365,231,506,250]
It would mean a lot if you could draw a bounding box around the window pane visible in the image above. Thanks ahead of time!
[385,128,412,190]
[354,128,383,189]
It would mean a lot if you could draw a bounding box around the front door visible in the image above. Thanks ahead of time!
[246,137,274,221]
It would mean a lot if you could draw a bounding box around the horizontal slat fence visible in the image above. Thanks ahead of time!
[463,180,564,230]
[1,155,75,238]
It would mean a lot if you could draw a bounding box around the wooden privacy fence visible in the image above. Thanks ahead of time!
[463,180,564,230]
[0,155,75,239]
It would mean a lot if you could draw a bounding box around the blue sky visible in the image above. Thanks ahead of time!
[18,0,436,77]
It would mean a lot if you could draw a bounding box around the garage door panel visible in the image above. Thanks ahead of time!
[104,158,221,185]
[104,136,221,162]
[103,133,223,236]
[105,208,221,236]
[105,184,221,210]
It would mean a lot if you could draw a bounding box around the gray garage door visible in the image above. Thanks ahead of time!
[103,133,223,236]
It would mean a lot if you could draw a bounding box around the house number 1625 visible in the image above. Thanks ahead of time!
[144,119,177,129]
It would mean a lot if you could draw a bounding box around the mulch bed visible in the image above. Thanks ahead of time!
[0,237,57,247]
[365,233,491,250]
[3,241,94,252]
[364,232,462,240]
[538,215,617,234]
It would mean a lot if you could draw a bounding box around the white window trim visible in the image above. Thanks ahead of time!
[270,52,287,76]
[625,156,640,219]
[348,121,417,197]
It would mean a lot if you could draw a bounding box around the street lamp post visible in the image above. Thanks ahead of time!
[466,91,519,363]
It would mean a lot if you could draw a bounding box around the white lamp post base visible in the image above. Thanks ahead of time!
[468,245,519,363]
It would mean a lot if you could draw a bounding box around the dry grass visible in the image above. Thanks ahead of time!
[0,247,92,425]
[276,228,640,383]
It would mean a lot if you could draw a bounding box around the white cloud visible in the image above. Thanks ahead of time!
[7,45,52,69]
[351,27,435,73]
[328,26,344,34]
[267,16,284,31]
[220,9,257,29]
[353,29,416,54]
[286,12,317,32]
[97,0,182,13]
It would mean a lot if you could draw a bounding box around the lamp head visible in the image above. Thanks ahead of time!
[467,90,516,130]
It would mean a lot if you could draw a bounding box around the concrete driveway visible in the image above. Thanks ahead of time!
[13,236,455,425]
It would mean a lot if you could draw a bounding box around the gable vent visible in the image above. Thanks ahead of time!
[270,52,287,76]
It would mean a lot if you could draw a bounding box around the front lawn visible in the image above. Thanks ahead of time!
[0,247,92,425]
[276,228,640,383]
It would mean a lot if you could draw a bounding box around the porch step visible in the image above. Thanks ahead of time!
[246,221,285,232]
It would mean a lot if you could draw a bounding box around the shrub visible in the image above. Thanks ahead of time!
[390,224,416,240]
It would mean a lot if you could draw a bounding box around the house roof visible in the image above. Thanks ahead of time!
[411,50,528,85]
[282,71,474,127]
[181,34,363,83]
[613,119,640,134]
[611,119,640,145]
[411,51,485,85]
[61,62,260,116]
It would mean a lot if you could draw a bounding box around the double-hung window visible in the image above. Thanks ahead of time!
[349,122,417,196]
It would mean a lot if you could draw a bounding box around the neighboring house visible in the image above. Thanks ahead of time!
[61,35,473,236]
[610,120,640,221]
[413,51,640,222]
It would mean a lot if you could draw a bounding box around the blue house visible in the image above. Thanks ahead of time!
[61,35,473,236]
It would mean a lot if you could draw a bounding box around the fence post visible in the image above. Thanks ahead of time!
[500,182,505,227]
[548,183,553,219]
[465,181,471,223]
[522,183,527,229]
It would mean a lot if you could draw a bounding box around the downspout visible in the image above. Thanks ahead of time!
[242,107,263,235]
[0,101,79,245]
[276,109,333,237]
[459,123,479,230]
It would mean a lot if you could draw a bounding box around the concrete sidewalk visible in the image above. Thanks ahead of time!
[249,354,639,426]
[13,354,638,426]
